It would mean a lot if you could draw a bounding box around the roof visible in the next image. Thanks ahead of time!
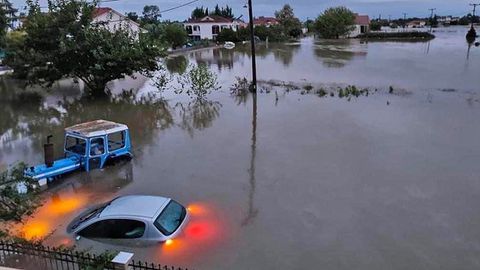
[65,120,128,138]
[355,14,370,25]
[93,7,115,18]
[100,195,170,219]
[253,16,279,26]
[186,15,233,24]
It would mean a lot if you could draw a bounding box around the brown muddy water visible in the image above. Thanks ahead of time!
[1,26,480,270]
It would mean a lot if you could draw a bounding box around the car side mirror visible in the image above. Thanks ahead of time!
[75,235,81,241]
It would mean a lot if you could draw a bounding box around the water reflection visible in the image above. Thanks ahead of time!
[241,93,258,226]
[236,43,301,67]
[174,99,222,137]
[189,48,236,71]
[166,55,189,75]
[313,40,367,68]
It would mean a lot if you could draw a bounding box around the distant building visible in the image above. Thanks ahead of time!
[184,15,244,40]
[0,0,19,30]
[349,14,370,37]
[92,7,143,38]
[407,20,427,28]
[438,16,452,25]
[253,16,279,27]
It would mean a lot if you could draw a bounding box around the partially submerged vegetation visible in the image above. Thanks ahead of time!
[357,31,435,41]
[0,163,40,222]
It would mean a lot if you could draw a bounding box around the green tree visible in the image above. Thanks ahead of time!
[191,6,207,19]
[126,12,139,22]
[314,6,356,39]
[274,4,303,38]
[370,20,382,31]
[142,5,161,25]
[5,0,165,97]
[164,23,187,49]
[216,28,238,43]
[0,4,8,48]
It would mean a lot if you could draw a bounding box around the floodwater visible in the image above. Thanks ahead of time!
[1,26,480,269]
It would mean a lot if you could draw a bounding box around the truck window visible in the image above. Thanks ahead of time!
[65,136,87,156]
[108,131,125,151]
[90,137,105,156]
[79,219,145,239]
[154,200,186,236]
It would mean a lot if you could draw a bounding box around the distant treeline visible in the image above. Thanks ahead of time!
[357,32,435,41]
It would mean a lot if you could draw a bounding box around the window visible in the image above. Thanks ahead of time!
[79,219,146,239]
[90,137,105,156]
[185,25,193,34]
[108,131,125,151]
[221,25,228,30]
[65,136,87,156]
[212,25,220,35]
[193,25,200,32]
[154,200,186,236]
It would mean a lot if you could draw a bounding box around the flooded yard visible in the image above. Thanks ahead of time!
[1,26,480,269]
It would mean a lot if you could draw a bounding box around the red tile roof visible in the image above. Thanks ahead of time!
[355,14,370,25]
[253,16,279,26]
[93,7,112,18]
[186,15,233,24]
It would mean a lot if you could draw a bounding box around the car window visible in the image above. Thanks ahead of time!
[154,200,186,236]
[65,136,87,156]
[90,137,105,156]
[108,131,126,151]
[78,219,146,239]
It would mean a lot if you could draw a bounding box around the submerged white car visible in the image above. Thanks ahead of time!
[67,195,188,242]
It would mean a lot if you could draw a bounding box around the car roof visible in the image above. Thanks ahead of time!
[99,195,170,219]
[65,120,128,138]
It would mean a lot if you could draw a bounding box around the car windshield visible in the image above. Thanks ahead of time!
[154,200,186,236]
[69,202,109,232]
[65,135,87,156]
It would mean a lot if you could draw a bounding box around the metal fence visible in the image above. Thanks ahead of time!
[0,241,190,270]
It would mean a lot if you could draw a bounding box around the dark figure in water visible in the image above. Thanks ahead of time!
[466,26,477,43]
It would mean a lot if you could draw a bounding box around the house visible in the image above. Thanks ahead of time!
[253,16,279,27]
[438,16,452,25]
[0,0,19,30]
[184,15,244,40]
[92,7,143,38]
[407,20,427,28]
[349,14,370,37]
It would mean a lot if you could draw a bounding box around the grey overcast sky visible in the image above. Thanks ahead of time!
[9,0,475,20]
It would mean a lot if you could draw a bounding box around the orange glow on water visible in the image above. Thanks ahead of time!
[186,203,210,216]
[165,239,173,246]
[184,221,218,241]
[21,221,50,240]
[47,195,87,215]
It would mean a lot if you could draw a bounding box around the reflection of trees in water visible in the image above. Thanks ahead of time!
[0,84,174,159]
[174,99,222,137]
[313,40,367,68]
[190,48,236,71]
[236,43,301,67]
[166,55,189,75]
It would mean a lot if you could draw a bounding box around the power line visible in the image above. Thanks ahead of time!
[159,0,200,14]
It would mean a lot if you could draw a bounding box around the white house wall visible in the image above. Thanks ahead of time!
[184,22,239,40]
[92,12,142,38]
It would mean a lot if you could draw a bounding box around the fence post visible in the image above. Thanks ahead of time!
[111,251,134,270]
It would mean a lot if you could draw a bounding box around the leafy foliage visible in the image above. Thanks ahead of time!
[176,64,220,99]
[164,23,188,49]
[314,6,356,39]
[4,0,165,97]
[0,4,8,48]
[275,4,303,38]
[0,163,39,222]
[142,5,161,25]
[216,28,239,43]
[370,21,382,31]
[125,12,139,22]
[191,5,234,19]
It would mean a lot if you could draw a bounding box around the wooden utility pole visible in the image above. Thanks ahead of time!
[247,0,257,93]
[403,13,407,30]
[470,3,479,26]
[429,8,436,32]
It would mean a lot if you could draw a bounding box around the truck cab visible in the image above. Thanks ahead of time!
[25,120,132,186]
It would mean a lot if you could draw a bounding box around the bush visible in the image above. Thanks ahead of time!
[370,21,382,31]
[216,28,238,43]
[164,23,188,49]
